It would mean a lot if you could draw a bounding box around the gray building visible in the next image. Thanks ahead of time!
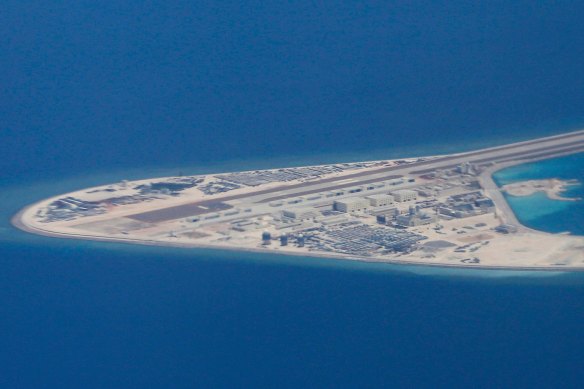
[396,212,438,227]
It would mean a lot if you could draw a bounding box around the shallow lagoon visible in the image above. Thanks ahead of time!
[493,153,584,235]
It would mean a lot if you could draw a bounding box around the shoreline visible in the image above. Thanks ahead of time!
[11,209,583,272]
[11,129,584,272]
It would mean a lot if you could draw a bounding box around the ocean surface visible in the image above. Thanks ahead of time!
[494,153,584,235]
[2,2,584,388]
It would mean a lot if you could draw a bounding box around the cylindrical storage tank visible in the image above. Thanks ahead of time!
[280,235,288,246]
[262,231,272,244]
[297,234,305,248]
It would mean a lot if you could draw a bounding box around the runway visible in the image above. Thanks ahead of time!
[126,129,584,222]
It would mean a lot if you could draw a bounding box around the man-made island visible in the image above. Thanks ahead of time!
[13,130,584,271]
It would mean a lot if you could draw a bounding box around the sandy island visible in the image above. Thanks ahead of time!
[12,129,584,271]
[502,179,582,201]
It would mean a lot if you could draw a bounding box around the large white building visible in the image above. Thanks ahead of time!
[365,194,394,207]
[392,189,418,202]
[282,207,319,220]
[334,197,370,213]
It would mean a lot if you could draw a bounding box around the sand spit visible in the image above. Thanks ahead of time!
[502,179,582,201]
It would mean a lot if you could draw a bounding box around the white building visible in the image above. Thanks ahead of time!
[334,197,370,213]
[365,194,395,207]
[392,189,418,202]
[282,207,320,221]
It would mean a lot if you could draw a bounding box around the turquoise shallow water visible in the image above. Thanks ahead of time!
[493,153,584,235]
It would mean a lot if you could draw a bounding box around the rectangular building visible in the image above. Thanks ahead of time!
[395,212,438,227]
[392,189,418,202]
[334,197,370,213]
[282,207,320,221]
[365,194,395,207]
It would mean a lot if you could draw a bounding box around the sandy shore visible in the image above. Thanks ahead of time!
[12,202,584,272]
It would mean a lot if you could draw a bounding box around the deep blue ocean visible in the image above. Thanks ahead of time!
[2,2,584,388]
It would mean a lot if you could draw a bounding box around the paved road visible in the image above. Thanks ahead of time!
[478,166,521,227]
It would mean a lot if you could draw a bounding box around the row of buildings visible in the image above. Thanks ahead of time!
[333,189,418,213]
